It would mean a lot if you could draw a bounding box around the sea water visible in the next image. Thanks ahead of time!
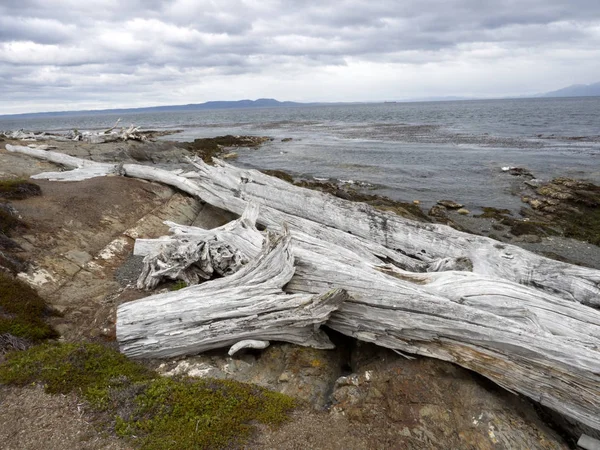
[1,97,599,212]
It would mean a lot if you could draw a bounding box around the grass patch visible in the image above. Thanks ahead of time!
[119,377,295,450]
[0,179,41,200]
[0,342,296,449]
[0,343,152,400]
[0,272,59,342]
[170,280,187,291]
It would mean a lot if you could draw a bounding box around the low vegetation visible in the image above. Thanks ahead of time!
[0,272,59,345]
[0,179,42,200]
[0,179,41,273]
[0,341,296,449]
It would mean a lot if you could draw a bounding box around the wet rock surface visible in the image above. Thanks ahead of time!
[521,177,600,246]
[183,135,272,163]
[437,199,464,209]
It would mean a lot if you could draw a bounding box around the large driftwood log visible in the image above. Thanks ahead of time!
[10,144,599,307]
[6,144,600,430]
[134,205,600,431]
[181,158,600,307]
[118,230,349,358]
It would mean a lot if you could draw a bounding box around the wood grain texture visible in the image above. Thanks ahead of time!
[118,231,349,358]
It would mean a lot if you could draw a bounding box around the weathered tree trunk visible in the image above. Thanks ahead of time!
[134,205,600,431]
[118,230,349,358]
[6,144,600,431]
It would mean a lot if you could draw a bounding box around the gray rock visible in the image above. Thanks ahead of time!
[328,342,568,449]
[428,204,447,218]
[437,200,464,209]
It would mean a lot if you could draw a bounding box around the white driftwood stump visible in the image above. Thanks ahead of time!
[5,144,600,432]
[118,230,349,358]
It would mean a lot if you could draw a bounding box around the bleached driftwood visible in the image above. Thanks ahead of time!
[117,231,349,358]
[6,144,600,430]
[134,204,600,431]
[136,203,263,289]
[2,120,147,145]
[5,144,119,181]
[182,158,600,308]
[228,340,270,356]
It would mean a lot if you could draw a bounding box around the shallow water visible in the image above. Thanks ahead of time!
[2,97,599,212]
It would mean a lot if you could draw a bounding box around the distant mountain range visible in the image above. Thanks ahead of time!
[0,98,324,119]
[2,85,599,118]
[539,82,600,98]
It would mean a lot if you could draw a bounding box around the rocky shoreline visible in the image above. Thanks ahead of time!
[1,135,599,449]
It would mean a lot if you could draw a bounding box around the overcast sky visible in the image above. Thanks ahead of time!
[1,0,599,114]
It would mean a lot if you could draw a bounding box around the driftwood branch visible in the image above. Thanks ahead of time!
[6,144,600,431]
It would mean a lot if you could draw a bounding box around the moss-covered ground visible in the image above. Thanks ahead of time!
[0,178,41,273]
[0,179,42,200]
[0,272,59,343]
[0,342,296,449]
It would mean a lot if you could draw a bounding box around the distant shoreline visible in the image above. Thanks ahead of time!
[2,94,600,120]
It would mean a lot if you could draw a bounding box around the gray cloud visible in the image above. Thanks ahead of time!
[0,0,599,113]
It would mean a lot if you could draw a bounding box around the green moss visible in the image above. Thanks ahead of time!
[0,272,59,341]
[562,206,600,246]
[0,343,152,400]
[170,280,187,291]
[0,179,41,200]
[125,377,295,450]
[509,221,558,237]
[0,342,296,449]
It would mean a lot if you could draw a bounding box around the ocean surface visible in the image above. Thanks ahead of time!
[2,97,599,213]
